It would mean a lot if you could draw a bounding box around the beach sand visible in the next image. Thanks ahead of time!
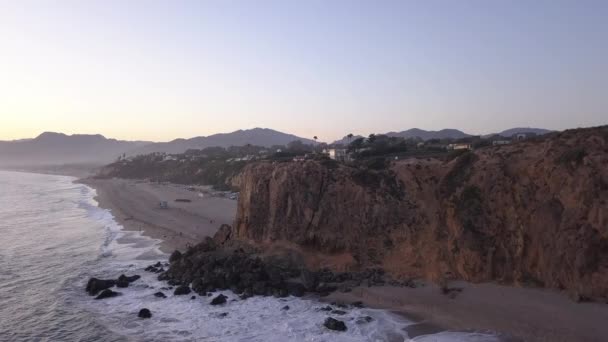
[81,178,236,252]
[327,281,608,342]
[82,177,608,341]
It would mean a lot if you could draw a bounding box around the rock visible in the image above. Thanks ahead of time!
[352,301,364,308]
[356,316,373,324]
[118,274,141,283]
[318,306,333,311]
[213,224,232,245]
[282,305,290,311]
[167,279,182,286]
[331,310,347,315]
[191,296,196,300]
[138,308,152,318]
[169,250,182,263]
[323,317,347,331]
[86,278,116,296]
[210,294,227,305]
[95,289,120,300]
[286,282,306,297]
[218,312,229,318]
[116,280,129,288]
[174,285,191,296]
[154,292,167,298]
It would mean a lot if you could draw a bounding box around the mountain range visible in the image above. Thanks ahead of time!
[0,127,552,167]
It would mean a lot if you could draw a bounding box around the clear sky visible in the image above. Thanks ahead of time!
[1,0,606,142]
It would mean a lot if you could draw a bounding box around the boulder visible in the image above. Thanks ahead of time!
[86,278,116,296]
[282,305,290,311]
[174,285,191,296]
[138,308,152,319]
[331,310,347,315]
[213,224,232,245]
[118,274,141,283]
[286,282,306,297]
[210,294,227,305]
[95,289,121,300]
[169,250,182,263]
[154,292,167,298]
[323,317,347,331]
[116,280,130,288]
[356,316,373,324]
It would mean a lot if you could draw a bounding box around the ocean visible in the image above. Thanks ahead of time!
[0,170,502,342]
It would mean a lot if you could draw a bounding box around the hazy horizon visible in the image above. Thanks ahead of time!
[1,0,606,142]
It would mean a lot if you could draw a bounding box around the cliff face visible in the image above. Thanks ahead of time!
[233,126,608,300]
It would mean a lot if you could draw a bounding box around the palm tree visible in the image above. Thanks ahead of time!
[347,133,353,145]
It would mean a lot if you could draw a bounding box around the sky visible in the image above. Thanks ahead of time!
[0,0,606,142]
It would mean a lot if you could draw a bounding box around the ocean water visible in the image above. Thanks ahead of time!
[0,170,502,342]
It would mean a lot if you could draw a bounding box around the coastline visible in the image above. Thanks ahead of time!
[79,177,237,253]
[79,175,608,342]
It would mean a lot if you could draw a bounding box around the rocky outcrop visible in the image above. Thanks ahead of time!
[232,126,608,301]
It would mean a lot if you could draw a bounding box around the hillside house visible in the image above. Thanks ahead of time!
[324,148,347,161]
[447,143,472,150]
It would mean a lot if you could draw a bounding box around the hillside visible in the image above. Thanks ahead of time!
[231,125,608,301]
[0,132,148,167]
[130,128,317,155]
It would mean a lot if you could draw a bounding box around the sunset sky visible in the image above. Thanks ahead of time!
[1,0,606,142]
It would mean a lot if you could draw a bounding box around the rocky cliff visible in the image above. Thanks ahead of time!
[232,126,608,300]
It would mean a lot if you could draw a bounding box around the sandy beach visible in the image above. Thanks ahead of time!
[328,281,608,342]
[81,178,237,252]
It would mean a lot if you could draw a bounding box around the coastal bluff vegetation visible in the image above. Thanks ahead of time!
[230,125,608,301]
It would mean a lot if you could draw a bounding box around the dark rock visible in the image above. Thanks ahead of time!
[169,250,183,263]
[118,274,141,283]
[352,301,364,308]
[154,292,167,298]
[86,278,116,296]
[282,305,290,311]
[356,316,373,324]
[331,310,347,315]
[240,288,253,300]
[252,281,268,296]
[138,308,152,318]
[323,317,347,331]
[95,289,120,300]
[116,280,129,288]
[167,279,182,286]
[218,312,229,318]
[286,282,306,297]
[174,285,191,296]
[191,296,196,300]
[213,224,232,245]
[210,294,227,305]
[318,306,333,311]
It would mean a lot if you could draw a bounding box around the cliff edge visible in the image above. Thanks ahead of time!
[232,126,608,301]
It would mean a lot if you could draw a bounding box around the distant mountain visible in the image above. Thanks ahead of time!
[386,128,471,141]
[0,132,149,167]
[495,127,552,137]
[131,128,317,155]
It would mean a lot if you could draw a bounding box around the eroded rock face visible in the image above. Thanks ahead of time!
[232,126,608,300]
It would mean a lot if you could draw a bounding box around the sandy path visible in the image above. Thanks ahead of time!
[81,178,237,252]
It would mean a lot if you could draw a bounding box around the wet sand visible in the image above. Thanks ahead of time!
[81,178,236,252]
[327,281,608,342]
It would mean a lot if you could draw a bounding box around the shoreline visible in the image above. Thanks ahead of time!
[79,175,608,342]
[79,177,237,253]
